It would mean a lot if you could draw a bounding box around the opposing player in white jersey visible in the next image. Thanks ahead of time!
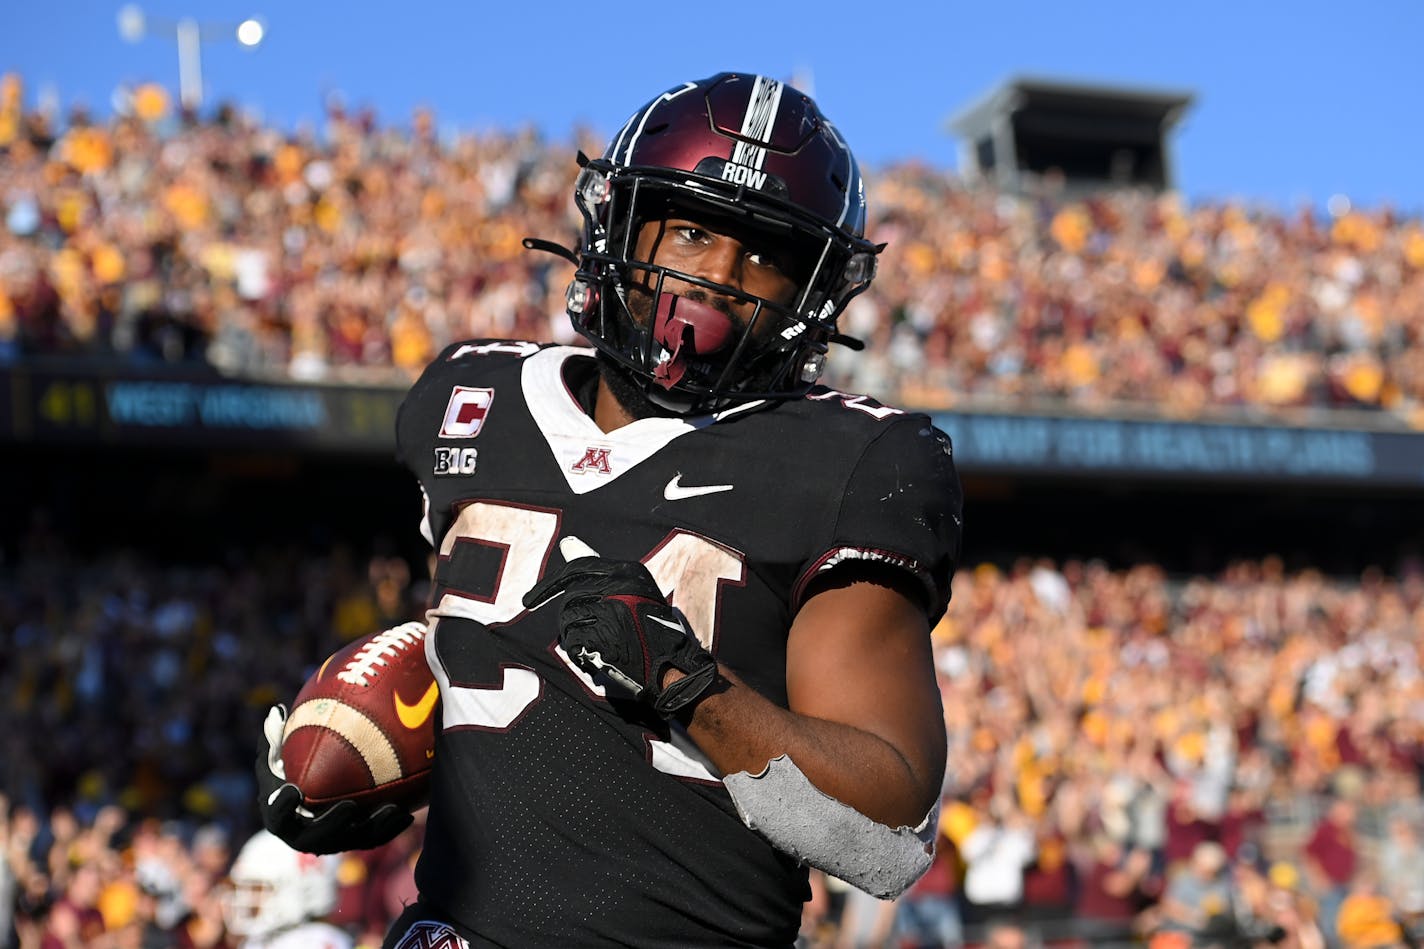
[224,831,352,949]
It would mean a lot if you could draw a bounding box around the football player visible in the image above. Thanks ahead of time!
[223,830,351,949]
[258,72,963,948]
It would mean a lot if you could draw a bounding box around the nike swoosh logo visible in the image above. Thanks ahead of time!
[646,614,687,635]
[664,474,734,501]
[394,681,439,730]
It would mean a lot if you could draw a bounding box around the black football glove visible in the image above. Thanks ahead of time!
[522,557,718,716]
[255,705,413,855]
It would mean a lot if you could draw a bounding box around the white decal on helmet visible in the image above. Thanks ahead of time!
[730,75,783,172]
[721,163,769,189]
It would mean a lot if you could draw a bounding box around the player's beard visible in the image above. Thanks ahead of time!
[609,285,754,416]
[594,350,683,420]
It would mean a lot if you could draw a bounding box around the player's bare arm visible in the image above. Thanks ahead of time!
[522,542,952,899]
[671,569,946,830]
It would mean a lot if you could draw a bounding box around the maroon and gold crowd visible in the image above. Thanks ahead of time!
[0,794,424,948]
[5,78,1424,947]
[4,506,1423,946]
[3,75,1424,424]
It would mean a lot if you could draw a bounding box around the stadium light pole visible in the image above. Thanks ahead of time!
[117,5,265,111]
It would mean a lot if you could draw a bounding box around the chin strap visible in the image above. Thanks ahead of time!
[521,236,580,266]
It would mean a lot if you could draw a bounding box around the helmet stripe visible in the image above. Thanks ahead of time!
[824,120,854,228]
[616,81,698,165]
[731,75,783,170]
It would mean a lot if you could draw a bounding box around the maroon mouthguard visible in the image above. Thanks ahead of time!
[651,294,735,389]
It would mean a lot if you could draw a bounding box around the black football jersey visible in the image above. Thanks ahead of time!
[392,340,962,948]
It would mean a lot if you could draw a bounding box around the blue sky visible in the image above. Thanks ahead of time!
[4,1,1422,213]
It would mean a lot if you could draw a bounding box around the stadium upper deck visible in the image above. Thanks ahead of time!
[2,80,1422,430]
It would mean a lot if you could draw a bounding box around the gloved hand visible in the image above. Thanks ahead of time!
[522,557,718,715]
[255,705,414,855]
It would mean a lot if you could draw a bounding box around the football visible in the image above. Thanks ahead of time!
[281,621,437,810]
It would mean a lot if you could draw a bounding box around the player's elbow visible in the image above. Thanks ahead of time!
[725,754,939,900]
[881,724,946,828]
[869,764,943,830]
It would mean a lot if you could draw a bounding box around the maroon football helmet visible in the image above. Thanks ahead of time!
[558,73,881,412]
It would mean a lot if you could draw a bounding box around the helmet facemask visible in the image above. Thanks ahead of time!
[567,158,877,414]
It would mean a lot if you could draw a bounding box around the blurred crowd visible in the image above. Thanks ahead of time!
[1,509,424,948]
[0,795,424,948]
[5,77,1424,947]
[3,501,1423,947]
[3,75,1424,424]
[893,556,1424,949]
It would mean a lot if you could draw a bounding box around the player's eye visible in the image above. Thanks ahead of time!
[745,248,785,272]
[672,225,710,244]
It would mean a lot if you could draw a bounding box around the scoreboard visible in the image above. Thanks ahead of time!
[1,366,404,452]
[4,365,1423,490]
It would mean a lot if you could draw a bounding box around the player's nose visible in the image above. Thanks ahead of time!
[693,237,744,290]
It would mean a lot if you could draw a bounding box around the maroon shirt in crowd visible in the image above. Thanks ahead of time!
[1076,858,1142,921]
[1304,817,1357,887]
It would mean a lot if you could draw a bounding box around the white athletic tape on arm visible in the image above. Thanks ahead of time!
[723,754,937,899]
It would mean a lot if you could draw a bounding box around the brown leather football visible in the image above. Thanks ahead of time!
[281,621,436,809]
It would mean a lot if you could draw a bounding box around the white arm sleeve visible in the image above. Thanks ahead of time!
[723,754,937,900]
